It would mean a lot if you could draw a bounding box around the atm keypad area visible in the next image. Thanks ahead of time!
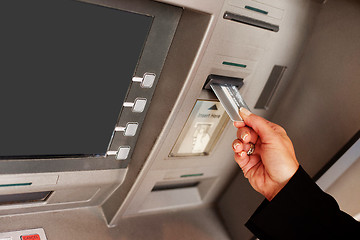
[0,0,324,239]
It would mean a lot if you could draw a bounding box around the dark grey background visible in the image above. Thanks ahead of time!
[0,0,152,157]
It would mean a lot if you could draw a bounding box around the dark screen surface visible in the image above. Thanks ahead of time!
[0,0,152,158]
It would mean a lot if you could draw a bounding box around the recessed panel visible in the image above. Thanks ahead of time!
[0,191,52,205]
[170,100,229,157]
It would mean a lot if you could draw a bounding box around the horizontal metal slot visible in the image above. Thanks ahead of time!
[245,5,268,15]
[222,61,247,68]
[223,11,279,32]
[203,74,244,90]
[152,182,200,192]
[255,65,287,109]
[0,191,52,205]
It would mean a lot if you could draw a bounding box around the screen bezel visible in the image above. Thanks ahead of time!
[0,0,182,174]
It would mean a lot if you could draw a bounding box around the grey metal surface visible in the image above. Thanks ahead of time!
[0,206,230,240]
[217,172,264,240]
[0,0,182,174]
[270,0,360,177]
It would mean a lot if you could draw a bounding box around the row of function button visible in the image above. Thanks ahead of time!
[107,73,156,161]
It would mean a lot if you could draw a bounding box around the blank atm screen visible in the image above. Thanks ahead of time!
[0,0,152,158]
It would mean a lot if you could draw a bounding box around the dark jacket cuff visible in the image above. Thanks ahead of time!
[245,166,359,239]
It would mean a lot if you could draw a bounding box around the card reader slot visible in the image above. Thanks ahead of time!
[204,74,250,122]
[152,182,200,192]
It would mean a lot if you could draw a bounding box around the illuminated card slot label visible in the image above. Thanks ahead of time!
[222,61,247,68]
[245,5,268,15]
[169,100,229,157]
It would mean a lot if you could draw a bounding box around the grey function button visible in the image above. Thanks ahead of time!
[132,73,156,88]
[141,73,156,88]
[124,123,138,136]
[123,98,147,113]
[115,123,139,136]
[132,98,147,112]
[116,146,131,160]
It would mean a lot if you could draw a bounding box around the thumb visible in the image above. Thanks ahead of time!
[239,107,274,143]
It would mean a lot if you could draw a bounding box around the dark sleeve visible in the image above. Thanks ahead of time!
[245,166,360,240]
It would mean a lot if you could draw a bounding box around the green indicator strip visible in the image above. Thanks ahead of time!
[245,6,268,15]
[222,61,247,68]
[180,173,204,178]
[0,183,32,188]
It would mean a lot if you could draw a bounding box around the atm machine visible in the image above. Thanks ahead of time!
[0,0,359,239]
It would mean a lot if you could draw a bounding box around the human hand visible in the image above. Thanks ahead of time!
[232,108,299,201]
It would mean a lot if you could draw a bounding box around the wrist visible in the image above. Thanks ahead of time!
[266,165,300,201]
[265,182,287,201]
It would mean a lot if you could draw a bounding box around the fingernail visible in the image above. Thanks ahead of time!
[241,132,249,141]
[233,142,241,151]
[240,151,246,157]
[240,107,251,117]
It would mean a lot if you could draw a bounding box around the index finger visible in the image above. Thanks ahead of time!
[239,108,275,143]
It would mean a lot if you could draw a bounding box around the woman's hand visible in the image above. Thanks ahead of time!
[232,108,299,201]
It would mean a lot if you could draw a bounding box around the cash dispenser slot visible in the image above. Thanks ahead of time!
[0,191,52,206]
[137,178,216,214]
[223,11,279,32]
[152,182,200,192]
